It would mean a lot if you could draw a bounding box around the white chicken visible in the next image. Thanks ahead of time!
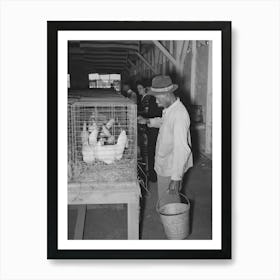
[107,135,115,144]
[81,122,89,144]
[81,113,127,165]
[88,126,98,146]
[81,121,97,163]
[105,118,115,129]
[82,141,95,164]
[93,130,128,164]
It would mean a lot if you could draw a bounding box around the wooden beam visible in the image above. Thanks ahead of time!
[190,41,197,103]
[69,48,134,55]
[71,58,127,64]
[128,58,136,68]
[155,47,160,73]
[153,40,180,70]
[150,48,155,77]
[180,41,190,64]
[73,205,86,240]
[175,41,184,63]
[81,58,127,63]
[205,41,212,155]
[80,43,139,51]
[85,66,126,70]
[127,202,139,239]
[178,40,190,75]
[135,52,158,74]
[79,63,125,70]
[169,40,174,72]
[162,41,167,74]
[76,40,140,45]
[71,54,127,59]
[80,58,126,64]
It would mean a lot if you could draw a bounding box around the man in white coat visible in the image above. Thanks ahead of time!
[138,75,193,207]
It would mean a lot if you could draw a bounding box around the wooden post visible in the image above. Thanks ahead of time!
[152,40,180,71]
[127,201,139,239]
[162,41,166,74]
[73,205,87,239]
[151,48,155,77]
[169,40,174,72]
[205,41,212,155]
[179,40,190,75]
[148,50,152,77]
[136,52,158,74]
[190,41,197,103]
[175,41,184,61]
[128,58,136,68]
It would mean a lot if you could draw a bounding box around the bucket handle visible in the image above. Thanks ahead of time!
[156,192,190,213]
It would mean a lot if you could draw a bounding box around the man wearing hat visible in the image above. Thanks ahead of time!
[138,75,193,206]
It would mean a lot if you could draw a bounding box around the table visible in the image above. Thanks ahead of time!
[68,181,141,239]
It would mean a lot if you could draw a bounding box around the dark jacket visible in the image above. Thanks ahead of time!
[138,94,162,118]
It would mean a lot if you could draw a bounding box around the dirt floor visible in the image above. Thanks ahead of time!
[68,154,212,240]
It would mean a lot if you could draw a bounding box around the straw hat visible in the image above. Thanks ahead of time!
[148,75,178,96]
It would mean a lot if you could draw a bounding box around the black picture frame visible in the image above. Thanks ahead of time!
[47,21,231,259]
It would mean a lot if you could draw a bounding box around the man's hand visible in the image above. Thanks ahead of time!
[137,116,147,124]
[168,180,182,195]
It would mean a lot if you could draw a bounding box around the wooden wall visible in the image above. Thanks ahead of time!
[68,40,212,156]
[128,40,212,156]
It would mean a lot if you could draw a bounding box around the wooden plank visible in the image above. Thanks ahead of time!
[71,54,127,59]
[124,65,130,73]
[127,202,139,239]
[178,40,190,75]
[205,41,212,154]
[169,40,174,72]
[79,40,140,44]
[69,48,134,55]
[175,41,184,61]
[149,50,152,77]
[69,192,139,208]
[162,41,166,74]
[190,41,197,103]
[80,43,139,51]
[73,205,87,239]
[155,47,159,67]
[153,40,180,70]
[136,52,158,74]
[128,58,136,68]
[151,48,155,72]
[68,182,141,204]
[81,57,127,62]
[180,41,190,64]
[80,63,125,69]
[80,60,127,65]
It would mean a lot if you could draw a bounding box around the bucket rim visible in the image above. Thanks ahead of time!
[156,193,190,214]
[158,202,189,216]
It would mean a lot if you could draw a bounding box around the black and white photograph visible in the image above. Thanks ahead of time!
[2,0,280,278]
[48,21,231,259]
[67,39,213,241]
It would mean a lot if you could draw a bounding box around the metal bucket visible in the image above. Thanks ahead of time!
[157,193,190,240]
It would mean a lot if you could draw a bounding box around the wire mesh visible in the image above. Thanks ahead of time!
[68,98,137,183]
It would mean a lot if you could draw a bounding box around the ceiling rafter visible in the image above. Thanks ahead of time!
[71,58,127,63]
[80,43,139,51]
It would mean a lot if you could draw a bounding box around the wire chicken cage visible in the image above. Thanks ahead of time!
[68,92,137,184]
[68,97,79,165]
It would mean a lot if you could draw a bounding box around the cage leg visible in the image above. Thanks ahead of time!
[73,204,87,240]
[127,201,139,240]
